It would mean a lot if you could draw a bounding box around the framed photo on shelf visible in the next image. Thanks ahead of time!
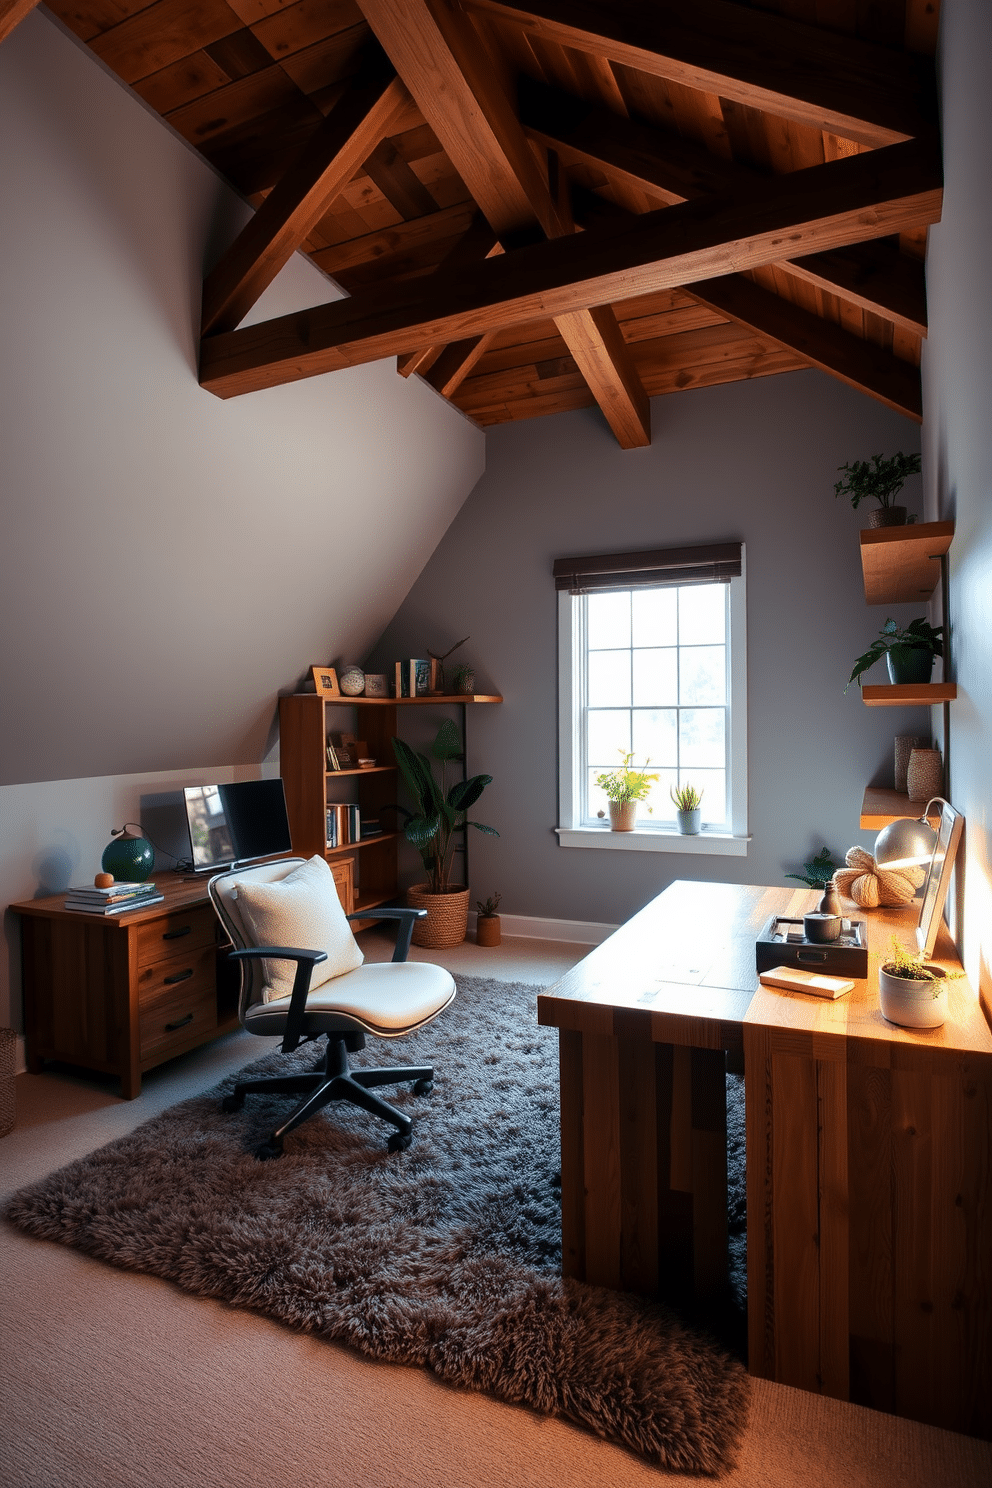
[916,801,964,957]
[312,665,341,698]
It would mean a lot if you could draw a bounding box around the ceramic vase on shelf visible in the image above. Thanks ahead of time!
[894,735,928,793]
[609,801,637,832]
[907,747,943,802]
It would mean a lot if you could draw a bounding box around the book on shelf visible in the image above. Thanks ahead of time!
[394,661,410,698]
[326,740,340,770]
[326,804,360,847]
[64,893,164,915]
[408,658,430,696]
[360,819,382,840]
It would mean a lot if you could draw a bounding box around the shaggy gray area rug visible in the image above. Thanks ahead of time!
[6,975,749,1475]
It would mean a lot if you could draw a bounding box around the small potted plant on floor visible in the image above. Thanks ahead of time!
[846,616,944,689]
[834,451,921,528]
[671,782,704,835]
[878,940,950,1029]
[595,752,658,831]
[475,892,502,947]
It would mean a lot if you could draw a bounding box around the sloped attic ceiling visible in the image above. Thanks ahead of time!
[6,0,940,449]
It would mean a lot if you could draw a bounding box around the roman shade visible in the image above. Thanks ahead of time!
[553,542,742,594]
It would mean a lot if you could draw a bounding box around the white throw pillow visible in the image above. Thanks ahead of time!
[233,856,363,1002]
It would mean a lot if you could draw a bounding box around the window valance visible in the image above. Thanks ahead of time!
[552,541,742,594]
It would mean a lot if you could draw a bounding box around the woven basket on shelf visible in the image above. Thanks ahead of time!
[406,884,470,949]
[0,1028,16,1138]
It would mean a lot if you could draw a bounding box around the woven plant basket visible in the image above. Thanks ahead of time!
[406,884,470,949]
[0,1028,16,1138]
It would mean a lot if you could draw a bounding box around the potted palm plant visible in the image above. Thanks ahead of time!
[595,752,658,830]
[392,719,498,948]
[834,451,921,528]
[847,616,944,689]
[878,940,949,1029]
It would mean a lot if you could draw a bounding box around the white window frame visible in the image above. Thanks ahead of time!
[556,552,749,855]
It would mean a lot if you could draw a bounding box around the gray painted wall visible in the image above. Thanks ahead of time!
[0,12,484,788]
[921,0,992,997]
[367,371,928,926]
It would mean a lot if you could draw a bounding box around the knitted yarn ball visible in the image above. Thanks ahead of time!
[834,847,926,908]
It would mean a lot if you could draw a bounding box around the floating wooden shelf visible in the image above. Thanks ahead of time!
[861,683,957,706]
[324,832,400,856]
[860,787,943,829]
[326,765,396,778]
[859,520,954,605]
[346,693,503,705]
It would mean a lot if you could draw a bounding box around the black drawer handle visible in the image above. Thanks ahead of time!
[162,925,192,941]
[164,968,194,985]
[165,1012,194,1031]
[796,949,828,964]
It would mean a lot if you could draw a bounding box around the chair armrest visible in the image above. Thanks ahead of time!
[228,946,327,1053]
[347,907,426,962]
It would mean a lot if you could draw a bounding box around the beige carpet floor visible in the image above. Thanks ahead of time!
[2,932,990,1488]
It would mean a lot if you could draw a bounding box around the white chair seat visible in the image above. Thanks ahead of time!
[244,960,456,1039]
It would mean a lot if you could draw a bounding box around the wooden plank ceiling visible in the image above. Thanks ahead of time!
[25,0,941,447]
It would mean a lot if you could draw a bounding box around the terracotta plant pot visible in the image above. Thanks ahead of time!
[406,883,470,948]
[879,964,947,1029]
[608,801,637,831]
[476,914,501,947]
[865,506,908,528]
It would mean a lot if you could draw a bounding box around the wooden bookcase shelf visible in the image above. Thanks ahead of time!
[859,520,954,605]
[279,691,501,923]
[861,682,957,706]
[860,787,942,829]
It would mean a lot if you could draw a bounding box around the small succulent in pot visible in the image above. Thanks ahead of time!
[878,939,959,1030]
[476,892,502,918]
[475,891,502,947]
[670,783,703,812]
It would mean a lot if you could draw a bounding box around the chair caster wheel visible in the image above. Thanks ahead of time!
[221,1092,244,1113]
[254,1138,284,1161]
[413,1078,434,1096]
[387,1131,412,1153]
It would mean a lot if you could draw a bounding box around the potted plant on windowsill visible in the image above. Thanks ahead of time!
[392,719,498,948]
[878,941,952,1029]
[846,617,944,690]
[595,752,658,831]
[834,451,921,528]
[671,783,704,835]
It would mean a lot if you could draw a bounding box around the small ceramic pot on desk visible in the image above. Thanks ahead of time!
[879,964,948,1028]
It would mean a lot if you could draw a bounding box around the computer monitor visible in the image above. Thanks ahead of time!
[182,779,292,873]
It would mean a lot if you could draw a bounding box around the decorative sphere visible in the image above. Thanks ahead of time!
[94,872,114,889]
[101,828,154,883]
[339,666,365,696]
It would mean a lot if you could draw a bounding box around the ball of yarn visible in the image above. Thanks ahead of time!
[834,847,925,908]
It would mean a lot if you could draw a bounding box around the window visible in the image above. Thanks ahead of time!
[555,542,748,855]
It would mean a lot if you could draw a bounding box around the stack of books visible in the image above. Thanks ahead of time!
[326,804,361,848]
[64,882,164,915]
[393,659,430,697]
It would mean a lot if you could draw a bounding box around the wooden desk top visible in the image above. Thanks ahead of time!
[10,871,211,926]
[538,880,992,1072]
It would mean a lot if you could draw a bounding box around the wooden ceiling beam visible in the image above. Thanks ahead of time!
[0,0,39,45]
[521,81,928,337]
[199,137,942,398]
[358,0,649,446]
[687,274,923,421]
[467,0,936,147]
[201,66,410,336]
[423,333,497,396]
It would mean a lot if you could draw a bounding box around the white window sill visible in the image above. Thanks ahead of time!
[556,826,750,857]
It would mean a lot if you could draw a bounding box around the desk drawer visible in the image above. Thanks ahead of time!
[136,905,215,968]
[139,956,217,1064]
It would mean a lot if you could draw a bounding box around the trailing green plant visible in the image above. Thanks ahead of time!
[670,782,703,812]
[834,451,921,511]
[391,719,498,894]
[786,847,839,890]
[846,616,943,690]
[476,892,502,917]
[595,751,658,806]
[883,940,941,982]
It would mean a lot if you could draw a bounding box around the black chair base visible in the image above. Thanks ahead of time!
[221,1033,433,1157]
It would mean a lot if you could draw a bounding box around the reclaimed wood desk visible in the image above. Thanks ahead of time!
[538,880,992,1438]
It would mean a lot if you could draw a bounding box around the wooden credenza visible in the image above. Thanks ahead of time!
[539,880,992,1439]
[12,860,354,1099]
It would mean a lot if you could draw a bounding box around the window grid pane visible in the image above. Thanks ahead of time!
[582,584,729,828]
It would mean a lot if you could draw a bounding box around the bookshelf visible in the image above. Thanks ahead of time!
[278,692,502,921]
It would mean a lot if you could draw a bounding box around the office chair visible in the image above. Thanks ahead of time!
[208,855,455,1158]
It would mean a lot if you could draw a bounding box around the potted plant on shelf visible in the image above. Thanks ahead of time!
[475,892,502,947]
[595,752,658,831]
[878,940,951,1029]
[846,616,944,689]
[834,451,921,528]
[391,719,498,948]
[670,783,704,835]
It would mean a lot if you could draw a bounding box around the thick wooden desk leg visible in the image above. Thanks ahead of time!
[558,1029,728,1300]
